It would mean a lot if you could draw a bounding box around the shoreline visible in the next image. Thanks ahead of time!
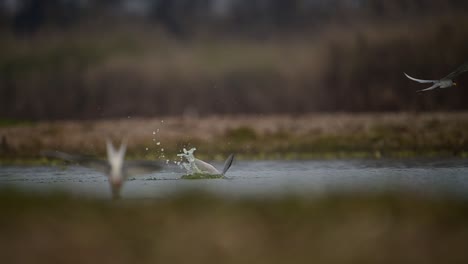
[1,112,468,164]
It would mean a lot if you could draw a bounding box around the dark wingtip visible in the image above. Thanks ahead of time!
[221,154,235,175]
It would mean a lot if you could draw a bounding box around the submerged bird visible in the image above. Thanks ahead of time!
[404,61,468,92]
[42,139,163,199]
[177,148,235,176]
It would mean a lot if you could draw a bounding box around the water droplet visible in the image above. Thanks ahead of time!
[145,148,149,151]
[156,142,161,145]
[152,131,156,135]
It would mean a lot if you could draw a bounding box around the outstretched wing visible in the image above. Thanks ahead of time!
[41,150,109,173]
[404,73,437,83]
[417,83,440,92]
[41,150,79,163]
[442,61,468,80]
[123,160,164,177]
[221,154,235,175]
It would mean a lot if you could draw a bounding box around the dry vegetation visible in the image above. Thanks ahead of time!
[1,113,468,162]
[1,190,468,264]
[2,15,468,119]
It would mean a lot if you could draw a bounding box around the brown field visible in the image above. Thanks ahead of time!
[1,112,468,162]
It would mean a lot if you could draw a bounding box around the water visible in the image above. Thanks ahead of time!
[0,158,467,199]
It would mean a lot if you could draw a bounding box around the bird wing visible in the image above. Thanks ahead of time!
[123,160,164,178]
[442,61,468,80]
[417,83,440,92]
[41,150,109,173]
[221,154,235,175]
[41,150,79,163]
[404,73,437,83]
[194,159,221,175]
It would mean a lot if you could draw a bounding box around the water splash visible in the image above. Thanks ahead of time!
[150,127,165,159]
[177,148,202,175]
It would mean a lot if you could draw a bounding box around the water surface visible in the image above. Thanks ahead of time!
[1,158,467,199]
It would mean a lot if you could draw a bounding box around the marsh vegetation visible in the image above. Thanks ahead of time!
[2,2,468,263]
[1,113,468,164]
[2,2,468,119]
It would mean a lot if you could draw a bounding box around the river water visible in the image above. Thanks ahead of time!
[1,158,467,199]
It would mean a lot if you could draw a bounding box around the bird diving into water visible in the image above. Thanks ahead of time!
[42,139,163,199]
[404,61,468,92]
[177,148,235,177]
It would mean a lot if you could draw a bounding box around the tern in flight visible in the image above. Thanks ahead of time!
[404,61,468,92]
[43,139,163,199]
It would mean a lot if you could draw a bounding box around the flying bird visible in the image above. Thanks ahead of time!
[404,61,468,92]
[42,139,163,199]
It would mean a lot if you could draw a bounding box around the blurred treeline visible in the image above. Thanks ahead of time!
[1,0,468,119]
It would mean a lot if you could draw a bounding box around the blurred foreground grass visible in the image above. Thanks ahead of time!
[1,113,468,164]
[1,189,468,264]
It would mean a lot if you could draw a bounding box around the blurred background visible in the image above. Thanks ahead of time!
[2,0,468,120]
[3,3,468,263]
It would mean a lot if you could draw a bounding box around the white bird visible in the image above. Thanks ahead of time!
[193,154,235,176]
[42,139,163,199]
[404,61,468,92]
[177,148,235,176]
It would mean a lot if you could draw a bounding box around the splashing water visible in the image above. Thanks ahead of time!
[149,128,165,159]
[177,148,202,175]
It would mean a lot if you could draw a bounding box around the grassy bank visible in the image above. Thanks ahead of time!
[1,189,468,264]
[1,113,468,164]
